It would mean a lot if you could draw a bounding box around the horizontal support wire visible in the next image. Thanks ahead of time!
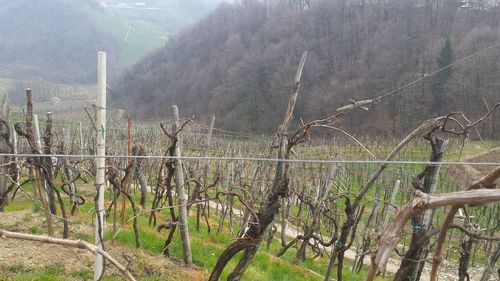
[0,153,498,166]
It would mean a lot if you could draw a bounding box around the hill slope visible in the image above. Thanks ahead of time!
[0,0,121,83]
[82,0,226,67]
[0,0,224,84]
[112,0,500,136]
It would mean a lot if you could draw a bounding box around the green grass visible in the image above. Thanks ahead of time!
[3,197,328,281]
[0,188,326,280]
[1,264,65,281]
[109,212,322,280]
[1,267,169,281]
[4,263,28,273]
[28,226,43,235]
[446,139,500,161]
[79,5,167,67]
[1,135,497,281]
[106,204,384,281]
[69,268,93,279]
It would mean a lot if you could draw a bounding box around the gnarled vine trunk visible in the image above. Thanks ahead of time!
[208,51,307,281]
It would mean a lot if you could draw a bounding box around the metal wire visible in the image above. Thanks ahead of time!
[1,153,499,166]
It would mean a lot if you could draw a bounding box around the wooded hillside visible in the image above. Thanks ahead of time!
[113,0,500,136]
[0,0,223,84]
[0,0,121,83]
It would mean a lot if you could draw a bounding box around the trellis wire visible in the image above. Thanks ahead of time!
[1,153,499,166]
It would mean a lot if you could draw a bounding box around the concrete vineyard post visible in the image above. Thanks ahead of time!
[94,51,107,281]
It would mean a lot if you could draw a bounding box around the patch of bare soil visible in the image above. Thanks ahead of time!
[467,147,500,175]
[448,147,500,185]
[0,210,205,280]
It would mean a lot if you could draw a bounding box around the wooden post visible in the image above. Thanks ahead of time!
[203,115,216,157]
[94,51,107,281]
[65,128,77,211]
[172,105,192,264]
[32,114,54,235]
[201,115,215,224]
[121,115,132,226]
[44,112,57,215]
[0,95,8,212]
[34,114,57,214]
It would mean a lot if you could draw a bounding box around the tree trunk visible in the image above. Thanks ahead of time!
[458,236,474,281]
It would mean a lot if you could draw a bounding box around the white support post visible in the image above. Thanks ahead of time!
[12,126,18,183]
[34,115,49,200]
[12,125,17,155]
[33,114,54,234]
[33,115,42,154]
[94,51,107,281]
[65,128,77,207]
[383,180,401,230]
[79,122,84,158]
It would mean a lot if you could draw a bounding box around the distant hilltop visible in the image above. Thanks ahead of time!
[112,0,500,136]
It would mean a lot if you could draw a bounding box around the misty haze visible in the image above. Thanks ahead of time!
[0,1,499,281]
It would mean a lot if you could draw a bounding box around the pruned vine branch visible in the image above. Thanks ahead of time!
[0,229,136,281]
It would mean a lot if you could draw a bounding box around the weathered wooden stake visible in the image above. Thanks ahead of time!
[172,105,192,264]
[120,115,132,226]
[34,114,57,216]
[64,128,78,215]
[202,115,215,222]
[0,95,9,212]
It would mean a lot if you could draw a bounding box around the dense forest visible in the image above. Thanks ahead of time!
[113,0,500,136]
[0,0,121,83]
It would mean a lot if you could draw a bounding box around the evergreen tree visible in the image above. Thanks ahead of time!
[431,38,454,114]
[290,0,310,9]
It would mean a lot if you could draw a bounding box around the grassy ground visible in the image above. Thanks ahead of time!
[1,133,496,280]
[80,5,167,67]
[0,181,388,281]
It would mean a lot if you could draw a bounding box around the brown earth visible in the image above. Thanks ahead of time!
[451,147,500,185]
[0,210,205,280]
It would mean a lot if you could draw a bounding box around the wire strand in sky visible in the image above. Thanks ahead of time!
[377,41,500,100]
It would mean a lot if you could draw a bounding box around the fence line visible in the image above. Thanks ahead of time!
[1,153,499,166]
